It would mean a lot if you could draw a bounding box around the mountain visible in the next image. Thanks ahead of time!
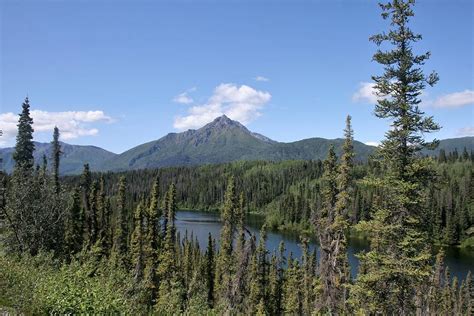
[102,116,473,171]
[101,115,375,171]
[0,142,117,175]
[2,116,472,174]
[427,137,474,154]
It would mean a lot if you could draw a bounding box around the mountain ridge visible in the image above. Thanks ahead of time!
[1,115,472,174]
[0,141,117,175]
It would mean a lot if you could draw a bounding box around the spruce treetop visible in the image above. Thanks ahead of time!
[13,97,35,171]
[371,0,440,177]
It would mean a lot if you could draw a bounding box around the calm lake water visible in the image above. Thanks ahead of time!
[176,210,473,281]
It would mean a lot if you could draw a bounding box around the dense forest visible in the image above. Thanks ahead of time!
[1,0,473,314]
[60,149,474,247]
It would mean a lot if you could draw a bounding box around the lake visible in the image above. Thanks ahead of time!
[175,210,474,281]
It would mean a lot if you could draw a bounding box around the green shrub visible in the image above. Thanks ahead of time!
[0,252,144,314]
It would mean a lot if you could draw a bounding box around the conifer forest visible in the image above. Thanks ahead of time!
[1,0,473,314]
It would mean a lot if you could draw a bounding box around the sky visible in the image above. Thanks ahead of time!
[1,0,473,153]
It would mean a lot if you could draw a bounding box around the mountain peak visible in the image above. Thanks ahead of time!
[213,114,235,124]
[204,115,246,130]
[216,114,230,120]
[200,115,278,143]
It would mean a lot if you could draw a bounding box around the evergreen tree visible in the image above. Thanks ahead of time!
[130,202,145,282]
[282,257,303,314]
[441,267,453,314]
[111,176,128,267]
[157,183,178,282]
[462,147,469,161]
[96,176,111,257]
[428,250,445,314]
[464,271,474,315]
[300,238,315,315]
[214,176,237,312]
[438,149,447,163]
[80,164,92,246]
[51,126,62,193]
[205,233,215,308]
[88,181,99,247]
[143,177,161,306]
[233,228,255,313]
[39,154,47,182]
[186,259,211,314]
[235,191,246,257]
[64,188,83,257]
[268,252,282,316]
[351,1,440,314]
[156,183,184,313]
[316,144,339,313]
[330,115,354,313]
[4,109,66,255]
[12,97,35,172]
[458,279,467,315]
[248,225,269,314]
[451,277,460,314]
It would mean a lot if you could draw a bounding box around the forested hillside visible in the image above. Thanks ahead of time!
[62,151,474,247]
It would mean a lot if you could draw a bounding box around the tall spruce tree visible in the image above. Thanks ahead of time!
[143,177,161,306]
[268,252,282,316]
[111,176,128,267]
[205,233,215,308]
[96,176,111,257]
[157,183,178,282]
[51,126,62,193]
[80,164,92,246]
[300,238,315,315]
[235,191,246,257]
[464,271,474,315]
[282,257,303,314]
[215,176,237,312]
[316,144,338,313]
[130,202,145,282]
[156,183,184,313]
[64,188,83,257]
[428,250,446,314]
[5,103,66,255]
[248,225,269,314]
[13,97,35,172]
[351,1,440,314]
[88,181,99,247]
[331,115,354,313]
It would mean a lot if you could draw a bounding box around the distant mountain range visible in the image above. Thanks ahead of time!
[1,115,472,174]
[0,141,117,175]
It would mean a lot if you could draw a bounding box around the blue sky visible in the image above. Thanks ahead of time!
[1,0,473,153]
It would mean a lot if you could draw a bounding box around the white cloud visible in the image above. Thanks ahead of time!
[255,76,269,82]
[353,83,474,110]
[457,126,474,137]
[431,90,474,108]
[0,109,113,144]
[173,87,197,104]
[173,93,194,104]
[173,83,271,130]
[364,141,380,147]
[352,82,380,104]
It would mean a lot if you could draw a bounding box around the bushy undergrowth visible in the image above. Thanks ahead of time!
[0,251,144,314]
